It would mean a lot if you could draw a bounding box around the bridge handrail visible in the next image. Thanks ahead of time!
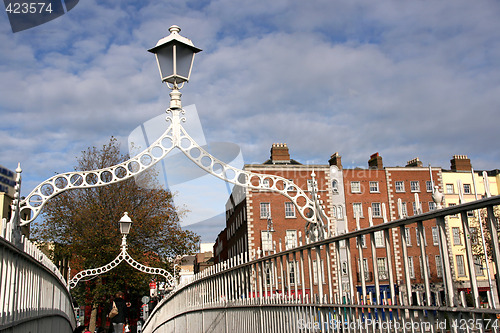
[0,219,76,332]
[142,195,500,333]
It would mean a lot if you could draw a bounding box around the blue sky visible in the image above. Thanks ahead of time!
[1,0,500,242]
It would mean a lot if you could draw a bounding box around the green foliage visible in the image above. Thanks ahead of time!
[32,137,200,307]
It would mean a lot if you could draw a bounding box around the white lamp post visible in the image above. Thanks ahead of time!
[148,25,202,110]
[119,212,133,248]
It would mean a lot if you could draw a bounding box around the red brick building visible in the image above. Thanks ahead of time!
[214,144,450,300]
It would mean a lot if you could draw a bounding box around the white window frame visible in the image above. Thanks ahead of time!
[332,180,339,194]
[410,181,420,192]
[428,201,436,211]
[351,181,361,193]
[416,227,427,246]
[260,202,271,219]
[285,202,296,218]
[452,227,461,245]
[408,256,415,278]
[463,184,471,194]
[446,184,454,194]
[371,202,382,217]
[369,181,379,193]
[375,231,385,248]
[288,261,300,285]
[395,181,405,192]
[285,230,297,250]
[436,255,443,278]
[377,257,388,280]
[456,255,466,276]
[426,181,433,192]
[405,227,412,246]
[337,206,343,219]
[261,230,273,252]
[432,227,439,245]
[353,203,363,218]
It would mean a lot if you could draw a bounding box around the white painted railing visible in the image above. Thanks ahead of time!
[143,195,500,333]
[0,219,76,333]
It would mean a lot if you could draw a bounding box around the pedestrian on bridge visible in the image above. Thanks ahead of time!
[108,291,128,333]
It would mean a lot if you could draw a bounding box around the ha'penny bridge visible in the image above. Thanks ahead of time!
[2,26,500,333]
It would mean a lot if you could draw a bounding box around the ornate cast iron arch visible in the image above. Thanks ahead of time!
[18,108,329,240]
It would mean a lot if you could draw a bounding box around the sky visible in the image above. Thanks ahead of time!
[1,0,500,242]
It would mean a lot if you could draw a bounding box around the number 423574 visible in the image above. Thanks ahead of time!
[5,2,53,14]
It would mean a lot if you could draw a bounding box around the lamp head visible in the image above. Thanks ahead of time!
[119,212,133,235]
[148,25,202,86]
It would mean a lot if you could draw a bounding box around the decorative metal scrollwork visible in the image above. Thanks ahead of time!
[18,107,330,240]
[69,239,175,289]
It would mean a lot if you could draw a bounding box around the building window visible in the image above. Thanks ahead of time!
[261,230,273,252]
[332,180,339,194]
[285,202,295,218]
[428,202,436,211]
[456,255,466,276]
[432,227,439,245]
[288,261,300,285]
[452,227,461,245]
[405,228,412,246]
[410,181,420,192]
[473,256,484,276]
[369,181,379,193]
[337,206,343,219]
[375,231,385,248]
[408,257,415,278]
[416,227,427,246]
[463,184,471,194]
[313,260,325,285]
[371,202,382,217]
[353,203,363,218]
[446,184,454,194]
[285,230,297,250]
[341,261,348,276]
[265,262,274,285]
[426,181,433,192]
[436,255,443,278]
[467,210,475,218]
[262,178,270,188]
[260,202,271,219]
[358,258,369,280]
[420,256,431,278]
[351,181,361,193]
[412,202,422,215]
[377,258,388,280]
[400,202,408,217]
[395,181,405,192]
[357,235,367,248]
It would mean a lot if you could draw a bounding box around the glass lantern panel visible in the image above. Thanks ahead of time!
[156,45,174,82]
[175,44,195,81]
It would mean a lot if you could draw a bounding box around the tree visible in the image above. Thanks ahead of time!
[469,205,500,265]
[32,137,200,330]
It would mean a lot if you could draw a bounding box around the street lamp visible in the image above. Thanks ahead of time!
[119,212,133,249]
[119,212,133,235]
[69,212,175,289]
[148,25,202,110]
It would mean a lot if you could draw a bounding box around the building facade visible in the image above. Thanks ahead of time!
[214,144,499,304]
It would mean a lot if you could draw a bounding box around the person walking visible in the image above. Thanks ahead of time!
[109,291,127,332]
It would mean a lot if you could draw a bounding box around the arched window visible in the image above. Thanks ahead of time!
[332,180,339,193]
[332,206,337,218]
[337,206,343,219]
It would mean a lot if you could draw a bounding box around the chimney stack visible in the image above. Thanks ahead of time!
[328,152,342,169]
[450,155,472,171]
[270,143,290,164]
[406,157,423,167]
[368,152,383,170]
